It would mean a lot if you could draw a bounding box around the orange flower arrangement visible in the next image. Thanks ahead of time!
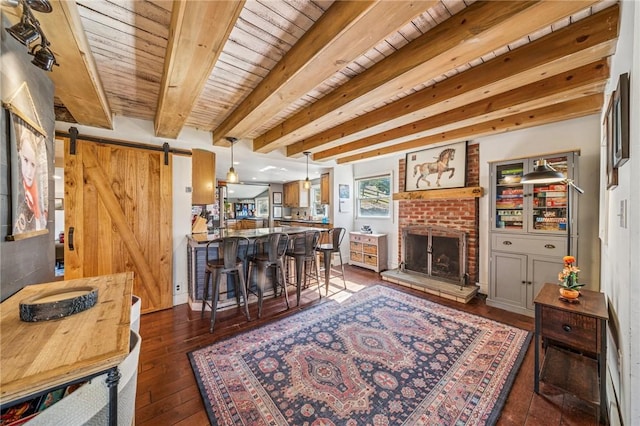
[558,255,583,291]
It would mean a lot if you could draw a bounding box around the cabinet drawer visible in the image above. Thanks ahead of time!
[350,241,362,251]
[364,254,378,266]
[351,234,377,245]
[540,306,598,353]
[493,234,565,257]
[350,252,363,263]
[363,244,378,255]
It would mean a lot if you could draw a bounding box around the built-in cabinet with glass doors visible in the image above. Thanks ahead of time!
[488,152,578,317]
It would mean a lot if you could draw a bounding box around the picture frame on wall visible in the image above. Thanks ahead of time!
[604,91,618,190]
[612,72,630,168]
[272,192,282,205]
[404,141,467,192]
[4,103,49,241]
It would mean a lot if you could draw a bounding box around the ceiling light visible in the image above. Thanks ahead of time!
[30,41,57,71]
[5,0,57,71]
[303,151,311,190]
[7,16,39,46]
[226,137,238,183]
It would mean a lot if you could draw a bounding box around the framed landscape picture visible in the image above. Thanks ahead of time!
[404,141,467,192]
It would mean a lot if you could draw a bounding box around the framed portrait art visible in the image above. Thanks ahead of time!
[272,192,282,205]
[4,103,49,240]
[612,72,630,168]
[404,141,467,192]
[605,88,618,190]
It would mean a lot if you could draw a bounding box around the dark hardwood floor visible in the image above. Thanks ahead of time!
[135,265,601,425]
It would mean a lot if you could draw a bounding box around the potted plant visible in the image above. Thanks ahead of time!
[558,255,583,299]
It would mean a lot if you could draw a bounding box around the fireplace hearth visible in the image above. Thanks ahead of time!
[401,225,468,287]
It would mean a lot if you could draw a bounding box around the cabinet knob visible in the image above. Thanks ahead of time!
[502,241,512,245]
[544,244,556,249]
[521,280,526,285]
[562,324,572,333]
[527,281,532,285]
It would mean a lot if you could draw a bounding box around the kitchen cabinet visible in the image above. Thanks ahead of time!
[283,180,309,208]
[534,283,608,423]
[349,232,387,273]
[192,149,216,205]
[320,173,330,205]
[488,152,578,317]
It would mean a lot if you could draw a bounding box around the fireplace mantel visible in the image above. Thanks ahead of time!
[393,186,483,201]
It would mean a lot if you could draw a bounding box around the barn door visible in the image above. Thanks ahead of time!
[63,138,173,313]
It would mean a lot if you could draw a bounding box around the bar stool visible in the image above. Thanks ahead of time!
[201,236,251,333]
[285,230,322,306]
[316,227,346,295]
[247,232,290,318]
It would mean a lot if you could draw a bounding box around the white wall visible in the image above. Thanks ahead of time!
[476,115,602,294]
[331,163,355,261]
[599,2,639,424]
[352,154,403,269]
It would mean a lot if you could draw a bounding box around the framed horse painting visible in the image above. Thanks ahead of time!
[404,141,467,192]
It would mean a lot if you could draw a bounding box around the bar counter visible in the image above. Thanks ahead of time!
[186,227,326,312]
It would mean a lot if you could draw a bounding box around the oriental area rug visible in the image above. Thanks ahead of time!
[189,285,531,425]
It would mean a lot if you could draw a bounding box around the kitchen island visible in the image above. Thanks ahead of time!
[187,226,326,312]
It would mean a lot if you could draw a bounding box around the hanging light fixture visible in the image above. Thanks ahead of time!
[303,151,311,190]
[226,137,238,183]
[4,0,58,71]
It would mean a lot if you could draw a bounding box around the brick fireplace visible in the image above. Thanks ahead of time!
[382,143,479,302]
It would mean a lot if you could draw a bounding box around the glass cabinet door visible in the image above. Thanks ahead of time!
[529,155,568,233]
[494,161,525,231]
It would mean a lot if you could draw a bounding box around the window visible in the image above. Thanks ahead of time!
[356,174,391,218]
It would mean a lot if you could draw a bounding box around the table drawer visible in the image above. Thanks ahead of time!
[540,306,598,353]
[364,254,378,266]
[350,241,362,251]
[350,252,363,263]
[363,243,378,255]
[351,234,377,245]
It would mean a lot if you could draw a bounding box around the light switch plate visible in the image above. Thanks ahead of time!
[619,199,627,228]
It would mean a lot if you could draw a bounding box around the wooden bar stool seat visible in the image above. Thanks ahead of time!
[316,227,347,295]
[285,230,322,306]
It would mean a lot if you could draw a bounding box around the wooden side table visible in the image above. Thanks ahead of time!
[0,273,133,425]
[534,283,608,423]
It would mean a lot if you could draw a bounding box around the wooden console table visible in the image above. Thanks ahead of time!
[0,273,133,425]
[534,283,608,423]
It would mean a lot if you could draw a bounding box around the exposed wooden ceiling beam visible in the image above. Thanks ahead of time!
[314,60,609,161]
[21,0,113,128]
[211,0,438,147]
[337,94,603,164]
[253,0,599,153]
[154,0,244,139]
[289,4,619,157]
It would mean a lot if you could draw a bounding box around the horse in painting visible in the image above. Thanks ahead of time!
[413,148,456,188]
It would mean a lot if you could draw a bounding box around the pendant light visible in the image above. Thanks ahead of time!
[226,137,238,183]
[303,152,311,190]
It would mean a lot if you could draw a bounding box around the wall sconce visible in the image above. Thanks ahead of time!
[303,151,311,190]
[5,0,58,71]
[226,137,238,183]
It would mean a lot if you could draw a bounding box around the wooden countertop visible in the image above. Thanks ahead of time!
[0,273,133,404]
[189,226,327,244]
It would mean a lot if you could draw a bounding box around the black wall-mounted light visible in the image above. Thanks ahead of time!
[5,0,58,71]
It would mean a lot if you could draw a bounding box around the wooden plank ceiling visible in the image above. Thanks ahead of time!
[8,0,619,165]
